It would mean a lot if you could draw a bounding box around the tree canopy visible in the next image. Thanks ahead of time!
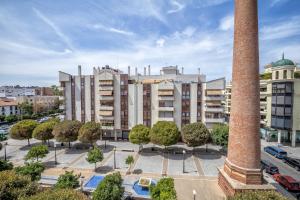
[25,145,49,161]
[229,191,288,200]
[86,146,104,171]
[211,124,229,147]
[55,171,80,189]
[150,121,179,147]
[10,120,38,145]
[129,124,150,146]
[182,122,210,147]
[78,122,101,145]
[25,188,88,200]
[33,119,59,143]
[93,172,124,200]
[0,170,38,200]
[15,162,45,181]
[52,120,82,148]
[150,177,177,200]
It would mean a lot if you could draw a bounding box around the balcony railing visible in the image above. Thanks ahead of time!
[100,105,114,111]
[205,107,224,112]
[157,117,174,122]
[158,106,174,112]
[205,118,225,123]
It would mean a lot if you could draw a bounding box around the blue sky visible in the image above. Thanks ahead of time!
[0,0,300,86]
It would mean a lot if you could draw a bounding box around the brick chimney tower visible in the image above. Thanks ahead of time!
[218,0,274,197]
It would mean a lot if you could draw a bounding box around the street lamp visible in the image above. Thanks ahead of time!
[182,149,186,173]
[193,190,197,200]
[4,142,8,161]
[54,143,57,165]
[113,147,116,169]
[104,132,107,149]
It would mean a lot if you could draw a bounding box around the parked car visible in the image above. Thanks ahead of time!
[264,146,287,159]
[283,157,300,171]
[273,174,300,192]
[261,160,279,174]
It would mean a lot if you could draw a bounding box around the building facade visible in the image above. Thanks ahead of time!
[0,86,36,97]
[16,96,59,113]
[59,65,225,140]
[0,98,20,116]
[225,55,300,147]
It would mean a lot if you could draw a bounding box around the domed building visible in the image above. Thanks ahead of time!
[262,54,300,147]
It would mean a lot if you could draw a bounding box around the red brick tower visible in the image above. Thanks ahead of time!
[218,0,273,196]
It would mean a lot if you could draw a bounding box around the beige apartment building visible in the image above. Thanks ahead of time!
[59,65,225,140]
[225,55,300,147]
[16,96,59,113]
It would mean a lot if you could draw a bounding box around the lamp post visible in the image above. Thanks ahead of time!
[54,143,57,165]
[4,142,8,161]
[113,147,116,169]
[80,176,85,191]
[182,149,186,173]
[193,190,197,200]
[104,132,107,149]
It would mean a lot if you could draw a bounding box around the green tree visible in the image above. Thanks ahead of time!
[211,124,229,147]
[19,102,33,116]
[0,115,5,122]
[150,177,177,200]
[25,145,49,161]
[10,120,38,146]
[25,188,88,200]
[0,170,38,200]
[52,120,82,148]
[4,115,18,123]
[93,172,124,200]
[150,121,179,148]
[86,146,104,171]
[129,124,150,151]
[182,122,210,150]
[78,122,101,146]
[0,159,13,171]
[15,162,45,181]
[125,155,134,174]
[55,171,80,189]
[33,120,59,144]
[229,191,288,200]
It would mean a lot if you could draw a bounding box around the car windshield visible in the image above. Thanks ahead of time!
[291,183,299,188]
[270,167,277,171]
[279,152,287,155]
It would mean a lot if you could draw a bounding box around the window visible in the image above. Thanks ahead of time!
[276,71,279,79]
[283,70,287,79]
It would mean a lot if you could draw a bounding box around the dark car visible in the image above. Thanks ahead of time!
[261,160,279,175]
[264,146,287,159]
[283,157,300,171]
[273,174,300,192]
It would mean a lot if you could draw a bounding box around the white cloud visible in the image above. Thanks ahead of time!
[156,38,165,47]
[219,15,234,31]
[92,24,135,36]
[270,0,289,7]
[32,7,74,51]
[167,0,185,14]
[182,26,196,37]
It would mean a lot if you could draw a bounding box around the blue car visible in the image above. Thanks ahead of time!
[264,146,287,159]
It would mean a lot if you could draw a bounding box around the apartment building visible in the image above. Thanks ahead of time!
[0,86,36,97]
[59,65,225,140]
[16,96,59,113]
[0,98,20,116]
[225,55,300,147]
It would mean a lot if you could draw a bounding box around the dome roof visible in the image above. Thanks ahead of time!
[272,53,295,67]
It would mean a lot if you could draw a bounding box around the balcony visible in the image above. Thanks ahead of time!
[99,86,114,90]
[260,91,268,96]
[205,107,224,112]
[99,116,114,120]
[99,110,113,117]
[205,96,225,101]
[158,90,174,96]
[260,110,267,115]
[158,106,174,112]
[205,118,225,123]
[59,105,65,110]
[158,96,174,101]
[59,96,65,101]
[157,117,174,122]
[99,80,113,86]
[100,105,114,111]
[101,125,114,130]
[99,96,114,100]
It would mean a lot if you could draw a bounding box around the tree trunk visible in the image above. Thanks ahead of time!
[37,157,39,161]
[205,144,208,152]
[68,141,71,148]
[27,138,30,146]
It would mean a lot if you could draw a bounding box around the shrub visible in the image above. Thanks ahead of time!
[93,172,124,200]
[55,171,80,189]
[78,122,101,145]
[24,188,88,200]
[0,159,13,171]
[0,170,38,200]
[129,124,150,151]
[15,162,45,181]
[150,177,177,200]
[229,190,288,200]
[4,115,18,123]
[211,124,229,147]
[86,146,104,171]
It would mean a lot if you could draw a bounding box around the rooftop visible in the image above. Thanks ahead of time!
[0,97,18,106]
